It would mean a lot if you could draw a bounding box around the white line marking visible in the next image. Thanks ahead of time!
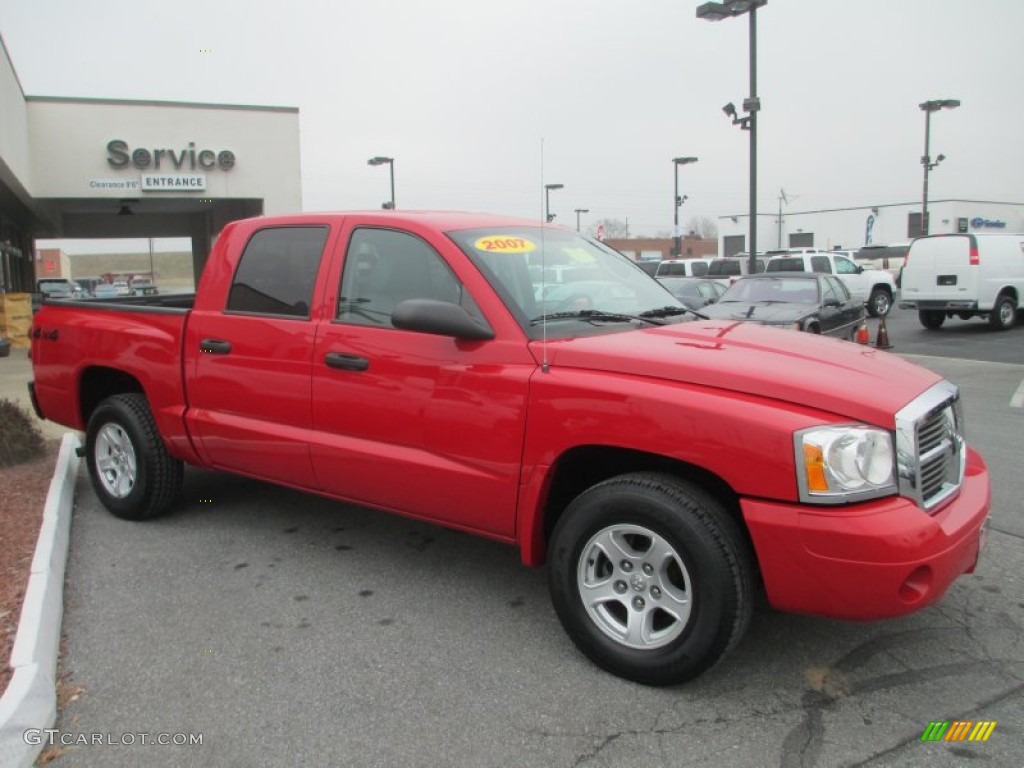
[1011,380,1024,409]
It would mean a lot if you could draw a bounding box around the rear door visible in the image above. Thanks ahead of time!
[903,234,976,301]
[309,223,535,537]
[185,224,331,489]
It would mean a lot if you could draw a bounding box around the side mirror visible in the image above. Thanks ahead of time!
[823,297,841,308]
[855,265,864,274]
[392,299,494,341]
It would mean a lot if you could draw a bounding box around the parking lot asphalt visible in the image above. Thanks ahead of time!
[40,350,1024,768]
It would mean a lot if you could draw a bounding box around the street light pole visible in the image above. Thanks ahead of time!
[545,183,564,223]
[919,99,960,236]
[367,156,395,209]
[574,208,589,231]
[697,0,765,275]
[672,157,699,256]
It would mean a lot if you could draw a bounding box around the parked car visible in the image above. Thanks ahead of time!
[764,249,896,317]
[656,276,725,310]
[92,283,121,299]
[635,260,661,277]
[130,276,159,296]
[36,278,77,299]
[706,254,767,285]
[33,278,78,312]
[655,258,711,278]
[112,280,132,296]
[898,232,1024,330]
[702,272,866,338]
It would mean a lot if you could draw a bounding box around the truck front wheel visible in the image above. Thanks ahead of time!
[85,393,183,520]
[548,472,754,686]
[867,288,892,317]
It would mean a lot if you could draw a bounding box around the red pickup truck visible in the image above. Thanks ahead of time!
[29,211,991,685]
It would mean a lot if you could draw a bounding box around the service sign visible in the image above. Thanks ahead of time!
[141,174,206,192]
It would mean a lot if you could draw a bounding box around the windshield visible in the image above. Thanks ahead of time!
[720,276,820,304]
[448,227,687,338]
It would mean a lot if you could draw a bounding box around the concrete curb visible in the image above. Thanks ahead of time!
[0,433,81,768]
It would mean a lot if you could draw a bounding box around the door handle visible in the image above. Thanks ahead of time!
[199,338,232,355]
[324,352,370,372]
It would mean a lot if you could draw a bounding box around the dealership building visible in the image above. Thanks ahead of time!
[717,199,1024,256]
[0,33,301,294]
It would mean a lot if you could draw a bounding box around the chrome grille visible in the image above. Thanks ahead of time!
[895,381,965,513]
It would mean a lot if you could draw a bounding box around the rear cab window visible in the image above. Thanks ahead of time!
[227,226,328,318]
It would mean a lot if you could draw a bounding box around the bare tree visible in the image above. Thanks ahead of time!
[686,216,719,240]
[591,218,630,239]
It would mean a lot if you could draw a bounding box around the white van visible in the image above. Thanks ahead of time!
[899,233,1024,330]
[655,258,711,278]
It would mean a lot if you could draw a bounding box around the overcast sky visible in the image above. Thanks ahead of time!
[3,0,1023,241]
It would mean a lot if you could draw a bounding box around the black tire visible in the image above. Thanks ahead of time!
[867,288,892,317]
[85,393,183,520]
[988,295,1017,330]
[805,323,821,334]
[548,472,755,686]
[919,310,945,330]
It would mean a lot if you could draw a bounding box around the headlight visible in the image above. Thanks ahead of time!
[795,425,896,504]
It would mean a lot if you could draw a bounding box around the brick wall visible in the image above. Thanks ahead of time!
[604,236,717,261]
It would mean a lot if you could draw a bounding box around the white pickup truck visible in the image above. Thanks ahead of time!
[765,250,896,316]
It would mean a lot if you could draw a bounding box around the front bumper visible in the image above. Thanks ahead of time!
[741,446,990,620]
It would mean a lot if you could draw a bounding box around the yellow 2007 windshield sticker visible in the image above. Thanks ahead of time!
[474,236,536,253]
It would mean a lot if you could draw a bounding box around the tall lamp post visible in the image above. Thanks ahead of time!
[672,157,699,256]
[545,183,564,223]
[367,156,395,209]
[574,208,589,231]
[697,0,765,274]
[919,99,959,236]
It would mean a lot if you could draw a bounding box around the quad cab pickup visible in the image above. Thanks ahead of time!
[29,212,991,686]
[765,249,896,317]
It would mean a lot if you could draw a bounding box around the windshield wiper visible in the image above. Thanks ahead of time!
[529,310,665,327]
[639,305,707,320]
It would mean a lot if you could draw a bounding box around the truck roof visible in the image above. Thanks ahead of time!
[235,210,550,233]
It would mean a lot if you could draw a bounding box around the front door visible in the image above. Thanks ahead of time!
[310,225,535,537]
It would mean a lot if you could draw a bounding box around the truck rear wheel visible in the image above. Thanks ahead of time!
[919,310,945,330]
[548,472,754,686]
[85,393,183,520]
[988,295,1017,330]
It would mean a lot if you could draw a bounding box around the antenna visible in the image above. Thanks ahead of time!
[540,138,549,373]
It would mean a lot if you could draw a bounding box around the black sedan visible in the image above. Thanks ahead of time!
[700,272,866,338]
[656,277,726,311]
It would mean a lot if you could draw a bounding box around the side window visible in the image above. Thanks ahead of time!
[227,226,327,318]
[337,228,481,328]
[810,256,830,273]
[834,256,858,274]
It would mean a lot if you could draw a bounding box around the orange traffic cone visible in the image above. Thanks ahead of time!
[855,322,870,345]
[875,316,893,349]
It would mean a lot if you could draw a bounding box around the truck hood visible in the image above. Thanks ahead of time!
[531,319,941,427]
